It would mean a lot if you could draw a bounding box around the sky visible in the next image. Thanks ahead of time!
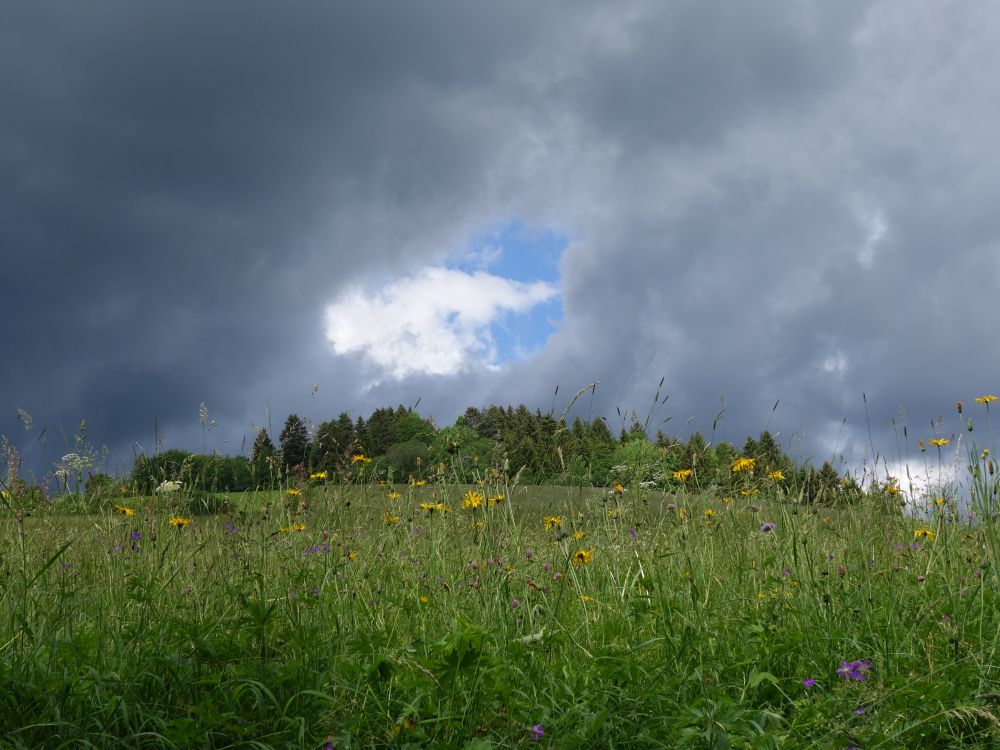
[3,1,999,494]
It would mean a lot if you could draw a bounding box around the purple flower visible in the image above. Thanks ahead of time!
[524,548,534,560]
[853,706,867,715]
[828,554,835,561]
[802,678,816,687]
[130,531,142,541]
[629,527,637,541]
[760,522,776,534]
[837,659,872,682]
[223,522,239,534]
[510,598,521,609]
[782,568,792,576]
[529,724,544,741]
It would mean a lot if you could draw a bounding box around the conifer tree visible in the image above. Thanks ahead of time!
[250,428,275,463]
[279,414,309,471]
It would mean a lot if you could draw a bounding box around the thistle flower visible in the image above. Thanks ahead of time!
[760,521,777,534]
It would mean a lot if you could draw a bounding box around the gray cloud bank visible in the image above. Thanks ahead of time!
[3,1,999,483]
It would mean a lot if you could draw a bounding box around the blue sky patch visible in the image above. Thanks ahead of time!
[449,219,566,364]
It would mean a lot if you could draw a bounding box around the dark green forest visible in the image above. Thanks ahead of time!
[126,404,867,506]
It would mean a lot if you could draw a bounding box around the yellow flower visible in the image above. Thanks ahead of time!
[419,501,451,513]
[114,504,135,517]
[462,490,485,509]
[929,438,950,447]
[411,479,426,487]
[580,595,592,603]
[0,490,8,500]
[309,471,327,480]
[934,497,946,506]
[884,479,901,496]
[351,454,372,464]
[291,522,306,532]
[286,488,302,496]
[488,494,504,505]
[347,551,358,561]
[739,488,759,497]
[982,448,991,459]
[721,496,734,505]
[975,394,998,404]
[387,491,401,501]
[914,528,936,540]
[612,481,624,494]
[572,549,594,566]
[573,530,586,541]
[383,513,400,524]
[419,595,429,604]
[678,508,686,520]
[543,515,563,531]
[673,468,693,482]
[704,509,716,518]
[168,516,191,527]
[732,457,756,473]
[767,470,785,481]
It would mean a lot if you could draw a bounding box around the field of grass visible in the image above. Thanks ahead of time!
[2,470,1000,749]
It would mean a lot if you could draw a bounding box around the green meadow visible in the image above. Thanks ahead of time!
[2,398,1000,748]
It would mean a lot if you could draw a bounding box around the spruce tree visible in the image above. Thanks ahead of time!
[279,414,309,471]
[250,428,275,463]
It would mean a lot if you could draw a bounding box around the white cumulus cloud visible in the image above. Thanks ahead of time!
[324,267,558,381]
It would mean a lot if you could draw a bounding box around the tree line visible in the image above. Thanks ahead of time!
[128,404,870,505]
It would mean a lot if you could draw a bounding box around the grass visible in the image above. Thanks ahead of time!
[2,471,1000,749]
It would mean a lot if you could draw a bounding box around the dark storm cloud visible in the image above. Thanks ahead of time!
[3,1,1000,488]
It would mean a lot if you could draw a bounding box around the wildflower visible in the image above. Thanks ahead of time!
[975,394,998,404]
[572,549,594,566]
[0,490,8,501]
[917,575,926,583]
[739,488,759,497]
[347,551,358,561]
[611,481,624,494]
[411,479,426,486]
[982,448,990,459]
[419,501,451,513]
[914,528,936,540]
[168,516,191,528]
[543,515,562,531]
[309,471,327,480]
[767,470,786,481]
[760,521,777,534]
[223,522,239,533]
[836,659,872,682]
[665,502,676,511]
[351,454,372,464]
[462,490,485,509]
[387,491,401,501]
[802,678,816,688]
[291,522,306,532]
[580,595,592,603]
[302,543,330,555]
[419,595,429,604]
[732,457,756,473]
[155,480,183,493]
[884,482,901,496]
[114,504,135,517]
[933,497,945,507]
[529,724,544,742]
[929,438,950,447]
[130,531,142,541]
[286,488,302,496]
[383,513,400,524]
[721,496,734,505]
[573,530,586,540]
[510,598,521,609]
[488,494,504,505]
[673,468,693,481]
[678,508,686,520]
[704,509,716,518]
